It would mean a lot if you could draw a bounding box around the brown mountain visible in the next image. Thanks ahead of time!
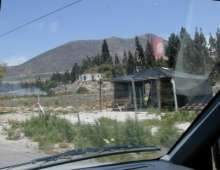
[5,33,166,80]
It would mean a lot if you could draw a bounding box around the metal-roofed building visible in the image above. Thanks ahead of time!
[112,67,213,111]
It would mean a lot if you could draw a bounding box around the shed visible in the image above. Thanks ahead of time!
[112,67,213,111]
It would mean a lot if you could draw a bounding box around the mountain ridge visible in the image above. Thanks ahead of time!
[5,33,166,80]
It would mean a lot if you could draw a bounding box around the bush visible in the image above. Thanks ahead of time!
[5,120,22,140]
[73,118,152,148]
[97,64,113,79]
[22,114,75,150]
[155,124,180,148]
[76,87,89,94]
[73,118,121,148]
[152,111,195,148]
[161,111,197,123]
[5,113,185,152]
[122,119,146,145]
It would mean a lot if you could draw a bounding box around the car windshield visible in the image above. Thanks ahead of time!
[0,0,219,168]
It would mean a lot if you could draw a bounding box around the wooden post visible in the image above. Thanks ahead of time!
[131,80,137,113]
[141,81,145,109]
[113,84,116,110]
[156,79,161,112]
[171,78,178,112]
[99,79,102,111]
[77,113,81,125]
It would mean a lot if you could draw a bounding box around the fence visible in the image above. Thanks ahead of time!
[0,82,114,112]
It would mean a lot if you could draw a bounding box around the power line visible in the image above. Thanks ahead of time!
[0,0,84,38]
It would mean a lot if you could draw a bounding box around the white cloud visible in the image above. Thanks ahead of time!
[1,56,29,66]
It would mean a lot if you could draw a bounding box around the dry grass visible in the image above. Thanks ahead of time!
[0,107,17,114]
[0,93,113,112]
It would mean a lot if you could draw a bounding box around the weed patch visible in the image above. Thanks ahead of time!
[76,87,89,94]
[5,111,194,152]
[22,114,75,150]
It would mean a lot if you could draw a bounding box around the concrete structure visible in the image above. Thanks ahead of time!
[79,73,102,82]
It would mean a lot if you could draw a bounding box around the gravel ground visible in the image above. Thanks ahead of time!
[60,111,161,124]
[0,114,46,168]
[0,122,46,168]
[0,110,189,168]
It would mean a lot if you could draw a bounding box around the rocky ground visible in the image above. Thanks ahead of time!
[53,80,113,95]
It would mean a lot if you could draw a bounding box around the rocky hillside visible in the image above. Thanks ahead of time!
[6,34,166,80]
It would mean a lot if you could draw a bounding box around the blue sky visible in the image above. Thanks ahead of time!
[0,0,220,66]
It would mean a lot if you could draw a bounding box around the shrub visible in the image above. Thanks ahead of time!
[5,113,185,152]
[73,118,152,148]
[5,120,22,140]
[76,87,89,94]
[54,100,59,105]
[161,111,197,123]
[155,124,180,148]
[22,114,75,150]
[122,119,146,145]
[74,118,120,148]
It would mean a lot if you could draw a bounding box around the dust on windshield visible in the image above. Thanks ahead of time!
[0,0,219,168]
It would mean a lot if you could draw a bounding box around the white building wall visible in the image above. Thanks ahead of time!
[79,73,102,81]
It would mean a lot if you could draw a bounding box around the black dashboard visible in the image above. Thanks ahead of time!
[78,160,193,170]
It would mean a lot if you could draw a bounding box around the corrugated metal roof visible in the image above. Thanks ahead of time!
[112,67,208,82]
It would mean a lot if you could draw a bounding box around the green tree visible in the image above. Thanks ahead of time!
[114,54,120,65]
[101,40,112,64]
[112,54,124,77]
[134,37,145,70]
[209,29,220,84]
[126,51,136,74]
[145,39,155,67]
[92,54,101,66]
[51,72,62,82]
[122,51,128,69]
[112,65,124,77]
[154,59,168,67]
[108,54,113,65]
[81,56,95,72]
[216,28,220,67]
[35,77,43,88]
[166,33,180,68]
[98,64,113,79]
[71,63,80,82]
[209,34,217,58]
[62,70,71,84]
[193,28,208,74]
[179,27,201,74]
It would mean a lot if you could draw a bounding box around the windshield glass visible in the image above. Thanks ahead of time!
[0,0,219,168]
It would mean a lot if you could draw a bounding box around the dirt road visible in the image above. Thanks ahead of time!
[0,119,45,168]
